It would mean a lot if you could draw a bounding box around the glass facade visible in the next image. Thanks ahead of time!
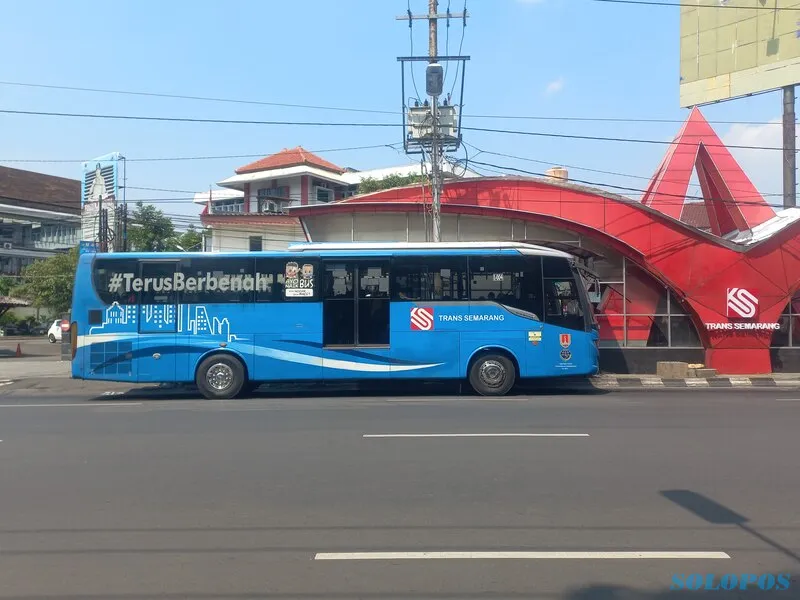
[593,256,701,348]
[772,298,800,347]
[30,224,79,249]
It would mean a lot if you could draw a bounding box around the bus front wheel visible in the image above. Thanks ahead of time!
[469,353,516,396]
[196,354,246,400]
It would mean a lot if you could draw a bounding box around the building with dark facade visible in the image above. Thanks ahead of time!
[0,166,81,274]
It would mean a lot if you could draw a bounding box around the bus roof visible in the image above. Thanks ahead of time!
[85,242,574,261]
[286,241,572,258]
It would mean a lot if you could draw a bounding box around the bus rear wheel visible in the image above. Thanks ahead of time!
[196,354,246,400]
[469,353,516,396]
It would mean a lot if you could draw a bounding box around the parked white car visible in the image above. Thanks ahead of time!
[47,320,63,343]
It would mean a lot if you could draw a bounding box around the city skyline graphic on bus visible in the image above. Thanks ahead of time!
[90,302,244,343]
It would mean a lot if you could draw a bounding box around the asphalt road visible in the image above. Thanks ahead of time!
[0,386,799,599]
[0,336,60,358]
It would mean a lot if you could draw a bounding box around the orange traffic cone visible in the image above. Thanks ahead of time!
[15,343,21,358]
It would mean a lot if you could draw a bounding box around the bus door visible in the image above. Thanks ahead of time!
[390,256,466,379]
[321,261,392,379]
[137,260,179,383]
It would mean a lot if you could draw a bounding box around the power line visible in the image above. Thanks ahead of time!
[443,0,452,84]
[0,144,401,164]
[589,0,800,9]
[0,80,781,125]
[127,186,197,194]
[464,158,780,208]
[407,1,423,101]
[462,124,797,152]
[0,109,399,128]
[2,107,794,151]
[0,80,397,115]
[468,114,781,126]
[463,142,785,198]
[449,0,467,98]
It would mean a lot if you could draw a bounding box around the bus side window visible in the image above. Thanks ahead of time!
[140,262,178,306]
[255,257,318,302]
[392,256,468,301]
[179,257,254,304]
[468,255,543,319]
[93,258,140,305]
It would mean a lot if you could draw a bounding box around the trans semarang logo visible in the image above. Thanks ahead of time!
[726,288,759,319]
[410,307,434,331]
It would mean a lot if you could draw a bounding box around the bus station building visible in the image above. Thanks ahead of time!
[201,109,800,375]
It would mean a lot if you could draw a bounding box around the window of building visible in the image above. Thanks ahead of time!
[772,296,800,347]
[249,236,263,252]
[592,256,701,348]
[212,199,244,213]
[316,187,333,203]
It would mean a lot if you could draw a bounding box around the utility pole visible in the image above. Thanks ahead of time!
[98,190,105,252]
[783,85,796,209]
[428,0,442,242]
[397,2,468,243]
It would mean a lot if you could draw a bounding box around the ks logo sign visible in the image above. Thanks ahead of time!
[726,288,758,319]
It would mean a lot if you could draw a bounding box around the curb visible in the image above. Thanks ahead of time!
[589,376,800,389]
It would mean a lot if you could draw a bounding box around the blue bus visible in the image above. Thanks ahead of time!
[70,242,599,398]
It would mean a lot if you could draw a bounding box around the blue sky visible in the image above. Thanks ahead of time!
[0,0,788,224]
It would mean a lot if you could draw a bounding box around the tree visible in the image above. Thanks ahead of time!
[0,276,14,296]
[168,225,204,252]
[12,248,78,314]
[127,202,176,252]
[357,173,425,195]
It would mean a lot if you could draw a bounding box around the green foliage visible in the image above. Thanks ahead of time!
[0,276,14,296]
[168,225,204,252]
[12,248,78,314]
[0,312,18,326]
[357,173,425,195]
[127,201,176,252]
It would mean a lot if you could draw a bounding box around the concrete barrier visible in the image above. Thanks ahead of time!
[656,361,689,378]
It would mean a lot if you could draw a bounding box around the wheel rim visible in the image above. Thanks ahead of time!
[206,363,234,391]
[479,359,506,388]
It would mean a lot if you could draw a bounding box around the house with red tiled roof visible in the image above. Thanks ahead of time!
[216,146,351,214]
[199,146,477,251]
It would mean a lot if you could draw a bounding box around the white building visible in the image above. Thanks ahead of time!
[199,146,477,252]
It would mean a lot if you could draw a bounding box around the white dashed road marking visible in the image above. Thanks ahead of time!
[363,433,589,438]
[0,403,143,408]
[315,551,730,561]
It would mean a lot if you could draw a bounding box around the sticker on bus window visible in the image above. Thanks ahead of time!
[285,262,299,279]
[285,261,314,298]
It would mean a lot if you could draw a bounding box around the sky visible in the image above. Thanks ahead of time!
[0,0,792,227]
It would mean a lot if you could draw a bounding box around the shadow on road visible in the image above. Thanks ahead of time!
[87,376,609,402]
[661,490,800,565]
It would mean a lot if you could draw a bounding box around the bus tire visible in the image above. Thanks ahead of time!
[469,353,516,396]
[196,354,246,400]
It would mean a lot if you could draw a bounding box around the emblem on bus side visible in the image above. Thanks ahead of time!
[410,307,434,331]
[560,333,571,348]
